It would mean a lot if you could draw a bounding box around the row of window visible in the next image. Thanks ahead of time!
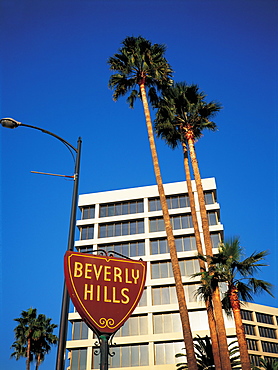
[71,339,278,369]
[72,302,202,342]
[248,355,278,367]
[77,234,222,257]
[70,320,278,370]
[71,340,278,370]
[99,219,144,238]
[70,341,185,369]
[79,211,219,240]
[245,325,277,339]
[259,327,277,339]
[72,311,278,342]
[80,192,216,220]
[241,310,276,326]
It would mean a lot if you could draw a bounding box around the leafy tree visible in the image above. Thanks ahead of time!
[11,308,58,370]
[154,82,231,370]
[196,238,274,370]
[176,335,241,370]
[108,36,198,369]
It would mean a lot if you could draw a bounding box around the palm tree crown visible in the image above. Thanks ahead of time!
[11,308,58,370]
[154,81,221,147]
[108,35,173,107]
[211,237,274,307]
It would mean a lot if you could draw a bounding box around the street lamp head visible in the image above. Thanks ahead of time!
[0,117,21,129]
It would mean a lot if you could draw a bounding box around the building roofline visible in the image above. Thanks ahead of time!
[78,177,217,206]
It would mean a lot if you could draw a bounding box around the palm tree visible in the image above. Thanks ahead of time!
[11,308,58,370]
[176,335,241,370]
[154,82,231,370]
[196,238,274,370]
[12,308,38,370]
[108,36,198,370]
[33,314,58,369]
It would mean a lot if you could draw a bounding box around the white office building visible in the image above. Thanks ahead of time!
[67,178,278,369]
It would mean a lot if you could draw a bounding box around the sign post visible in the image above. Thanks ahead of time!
[64,250,147,369]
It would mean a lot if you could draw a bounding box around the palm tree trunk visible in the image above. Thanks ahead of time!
[187,136,232,370]
[230,286,251,370]
[139,82,198,370]
[182,142,222,370]
[26,337,31,370]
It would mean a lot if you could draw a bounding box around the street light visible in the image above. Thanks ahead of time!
[1,117,82,370]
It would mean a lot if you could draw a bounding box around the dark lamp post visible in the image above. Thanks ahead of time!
[1,117,82,370]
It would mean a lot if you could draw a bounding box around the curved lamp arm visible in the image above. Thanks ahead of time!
[0,117,78,155]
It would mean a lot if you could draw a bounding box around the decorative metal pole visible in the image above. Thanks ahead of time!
[0,118,82,370]
[56,138,81,370]
[99,334,111,370]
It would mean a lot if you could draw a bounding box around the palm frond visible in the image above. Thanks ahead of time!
[154,81,222,147]
[108,36,173,107]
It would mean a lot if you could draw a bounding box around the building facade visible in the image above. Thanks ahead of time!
[66,178,278,369]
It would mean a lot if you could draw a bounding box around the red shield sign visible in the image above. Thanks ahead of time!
[64,251,147,334]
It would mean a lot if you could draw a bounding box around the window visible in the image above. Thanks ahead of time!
[149,217,165,232]
[151,259,199,279]
[246,339,258,351]
[71,348,87,370]
[72,321,88,340]
[150,236,197,254]
[137,288,147,307]
[176,235,197,252]
[261,341,278,353]
[204,191,215,205]
[151,239,168,254]
[244,324,255,335]
[115,315,148,337]
[149,214,193,232]
[264,357,278,365]
[154,341,184,365]
[256,313,274,325]
[81,205,95,219]
[77,245,94,253]
[152,285,178,305]
[185,284,199,302]
[258,327,277,339]
[211,233,222,248]
[99,200,143,217]
[241,310,253,321]
[99,220,144,238]
[249,354,261,366]
[153,312,182,334]
[149,194,189,211]
[98,241,145,258]
[107,344,149,367]
[152,284,199,305]
[80,226,94,240]
[207,211,218,225]
[167,194,190,209]
[171,214,193,229]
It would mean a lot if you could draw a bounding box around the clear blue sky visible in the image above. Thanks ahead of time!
[1,0,277,368]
